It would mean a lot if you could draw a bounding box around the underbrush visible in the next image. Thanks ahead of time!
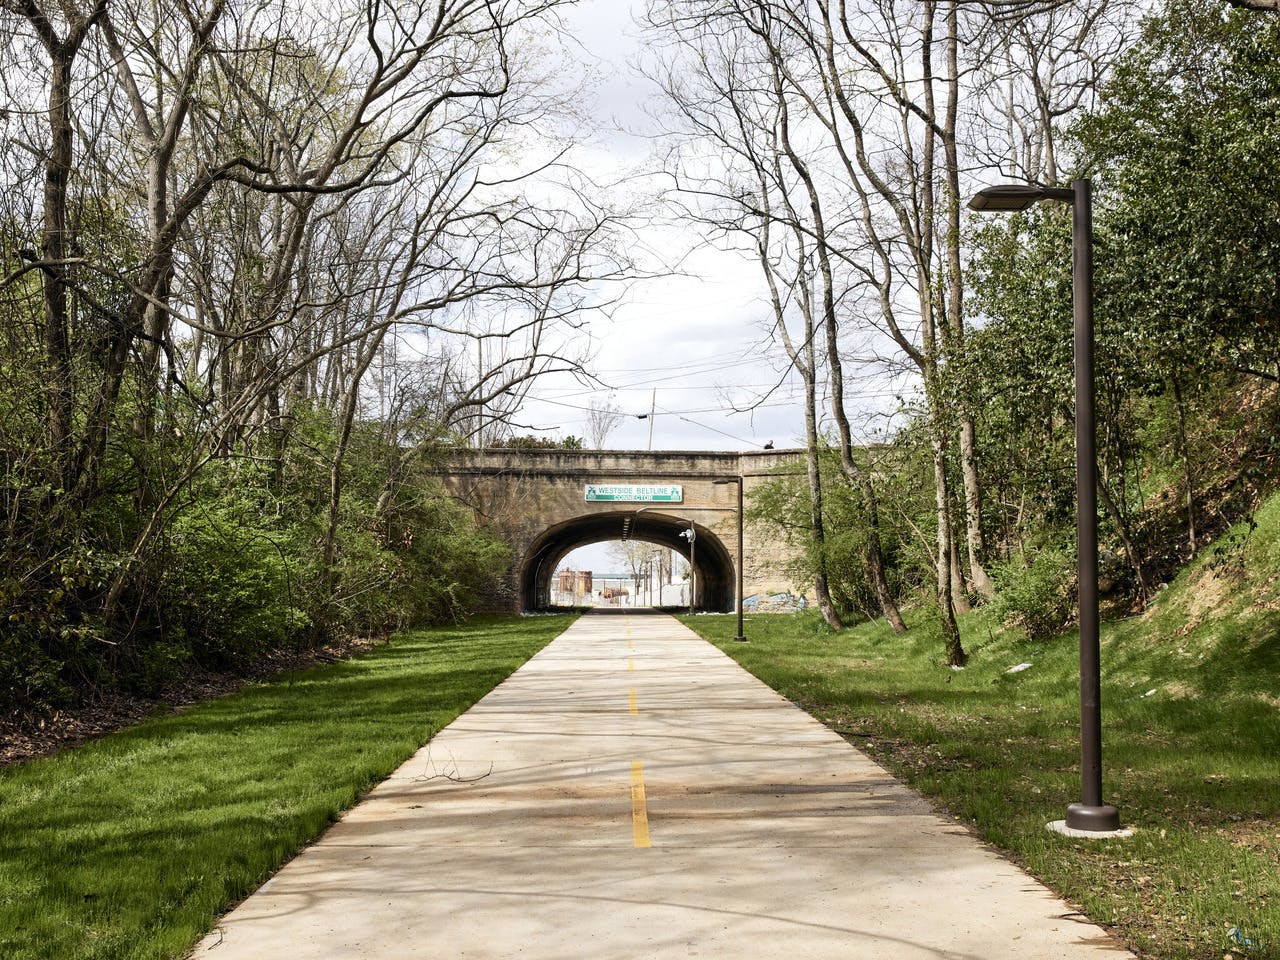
[1,424,508,712]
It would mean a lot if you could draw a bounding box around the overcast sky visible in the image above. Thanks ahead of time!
[509,0,812,457]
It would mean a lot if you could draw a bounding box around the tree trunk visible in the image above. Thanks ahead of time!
[932,427,966,666]
[950,527,971,614]
[862,478,908,632]
[775,86,906,634]
[921,3,964,666]
[958,418,995,597]
[940,0,994,600]
[1172,376,1197,555]
[42,54,76,491]
[322,327,389,615]
[27,0,108,499]
[803,359,843,632]
[1096,470,1150,602]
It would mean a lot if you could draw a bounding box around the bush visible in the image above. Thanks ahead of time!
[0,400,510,708]
[160,497,309,666]
[991,542,1077,642]
[0,544,111,710]
[0,625,75,708]
[397,495,510,624]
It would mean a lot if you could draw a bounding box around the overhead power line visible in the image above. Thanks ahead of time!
[526,389,908,418]
[528,395,808,417]
[675,415,758,447]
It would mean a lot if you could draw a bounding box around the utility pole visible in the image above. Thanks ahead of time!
[647,389,656,450]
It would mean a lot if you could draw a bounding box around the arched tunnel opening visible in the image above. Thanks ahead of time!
[520,511,735,612]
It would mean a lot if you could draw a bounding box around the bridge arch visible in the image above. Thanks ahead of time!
[437,448,805,613]
[521,510,734,612]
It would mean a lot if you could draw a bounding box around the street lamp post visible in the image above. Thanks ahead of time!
[713,476,747,642]
[627,505,741,618]
[969,178,1121,834]
[678,524,696,616]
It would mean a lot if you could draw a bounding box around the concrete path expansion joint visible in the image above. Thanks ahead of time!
[192,612,1133,959]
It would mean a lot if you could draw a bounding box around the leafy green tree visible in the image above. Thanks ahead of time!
[968,0,1280,607]
[489,435,584,450]
[1075,0,1280,386]
[748,449,919,627]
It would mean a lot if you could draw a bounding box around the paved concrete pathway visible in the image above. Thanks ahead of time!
[192,611,1131,959]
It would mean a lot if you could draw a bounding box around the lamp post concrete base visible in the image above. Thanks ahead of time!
[1047,818,1134,840]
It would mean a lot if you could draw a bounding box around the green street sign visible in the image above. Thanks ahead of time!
[584,484,683,503]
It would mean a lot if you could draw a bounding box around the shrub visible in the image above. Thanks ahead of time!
[0,624,74,708]
[160,497,309,666]
[991,542,1077,643]
[0,545,111,709]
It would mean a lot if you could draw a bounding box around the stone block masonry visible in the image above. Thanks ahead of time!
[438,448,806,612]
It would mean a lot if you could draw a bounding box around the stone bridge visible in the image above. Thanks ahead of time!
[437,448,806,612]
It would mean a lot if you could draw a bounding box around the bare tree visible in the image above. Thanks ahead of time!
[1,0,106,494]
[167,3,623,623]
[586,398,625,448]
[646,2,909,632]
[609,540,666,605]
[646,0,1122,660]
[645,9,846,628]
[967,0,1135,185]
[0,0,627,631]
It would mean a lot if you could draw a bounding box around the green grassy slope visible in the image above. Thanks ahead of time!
[683,492,1280,959]
[0,614,575,960]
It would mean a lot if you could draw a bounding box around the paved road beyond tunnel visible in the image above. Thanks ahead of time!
[192,612,1133,959]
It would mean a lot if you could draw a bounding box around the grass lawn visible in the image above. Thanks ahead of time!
[0,613,575,960]
[682,501,1280,960]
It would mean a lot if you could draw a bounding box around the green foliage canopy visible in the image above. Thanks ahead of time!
[1076,0,1280,382]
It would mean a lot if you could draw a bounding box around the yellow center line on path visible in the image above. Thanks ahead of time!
[629,688,638,715]
[628,658,635,671]
[630,761,651,848]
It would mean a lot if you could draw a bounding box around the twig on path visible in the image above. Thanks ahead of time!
[410,743,494,784]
